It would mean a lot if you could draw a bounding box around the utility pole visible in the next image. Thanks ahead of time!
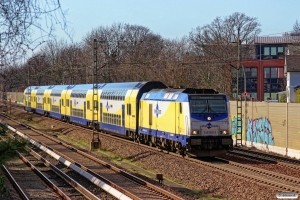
[90,39,101,150]
[236,39,243,146]
[27,62,32,121]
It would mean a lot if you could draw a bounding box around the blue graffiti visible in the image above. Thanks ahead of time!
[247,117,274,145]
[231,116,242,136]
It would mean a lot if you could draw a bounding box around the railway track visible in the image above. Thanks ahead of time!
[229,147,300,171]
[0,113,183,200]
[0,135,105,200]
[1,136,70,199]
[2,103,299,197]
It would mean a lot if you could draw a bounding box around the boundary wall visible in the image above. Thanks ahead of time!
[230,101,300,159]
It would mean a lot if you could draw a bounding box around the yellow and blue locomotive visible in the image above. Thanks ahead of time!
[24,81,232,157]
[138,88,232,157]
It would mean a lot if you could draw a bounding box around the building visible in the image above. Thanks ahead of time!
[285,55,300,102]
[240,36,300,101]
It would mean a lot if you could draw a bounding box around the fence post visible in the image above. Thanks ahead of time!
[286,103,288,156]
[244,100,247,145]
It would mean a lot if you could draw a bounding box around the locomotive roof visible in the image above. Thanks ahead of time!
[141,88,219,101]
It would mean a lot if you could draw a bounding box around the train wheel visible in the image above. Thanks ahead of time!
[149,136,156,147]
[170,141,175,153]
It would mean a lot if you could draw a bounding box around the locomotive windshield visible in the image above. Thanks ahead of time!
[190,95,227,114]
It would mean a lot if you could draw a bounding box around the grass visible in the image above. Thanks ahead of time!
[0,175,7,197]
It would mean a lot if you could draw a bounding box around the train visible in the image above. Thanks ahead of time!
[23,81,233,157]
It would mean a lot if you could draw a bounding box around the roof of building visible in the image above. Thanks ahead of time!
[255,36,300,44]
[286,55,300,72]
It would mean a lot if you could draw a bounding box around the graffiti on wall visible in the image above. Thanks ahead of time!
[247,117,274,145]
[231,116,275,145]
[231,116,242,137]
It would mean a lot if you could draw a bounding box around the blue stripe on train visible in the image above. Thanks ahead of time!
[49,111,62,119]
[70,116,88,125]
[101,123,126,135]
[138,126,188,145]
[36,108,45,115]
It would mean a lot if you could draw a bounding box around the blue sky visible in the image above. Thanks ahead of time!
[58,0,300,42]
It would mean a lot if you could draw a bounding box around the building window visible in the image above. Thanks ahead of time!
[264,67,285,100]
[242,67,257,99]
[262,46,285,60]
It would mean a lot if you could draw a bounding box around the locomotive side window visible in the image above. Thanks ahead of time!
[179,103,182,114]
[149,104,152,126]
[61,99,64,106]
[66,99,69,107]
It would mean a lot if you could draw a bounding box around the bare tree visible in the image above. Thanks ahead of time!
[83,23,164,83]
[189,12,261,96]
[190,12,260,64]
[0,0,72,66]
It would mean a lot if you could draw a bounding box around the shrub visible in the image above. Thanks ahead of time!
[279,92,287,103]
[296,89,300,103]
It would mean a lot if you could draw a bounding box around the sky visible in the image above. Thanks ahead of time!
[57,0,300,43]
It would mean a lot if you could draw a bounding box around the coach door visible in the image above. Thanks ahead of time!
[100,102,103,128]
[70,100,72,116]
[176,102,183,135]
[149,103,153,132]
[122,104,125,134]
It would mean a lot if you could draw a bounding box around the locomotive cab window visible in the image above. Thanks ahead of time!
[190,96,227,114]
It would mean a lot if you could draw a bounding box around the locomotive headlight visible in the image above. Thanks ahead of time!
[207,117,211,121]
[222,130,227,134]
[192,130,197,135]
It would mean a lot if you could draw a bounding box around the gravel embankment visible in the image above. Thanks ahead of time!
[5,108,283,200]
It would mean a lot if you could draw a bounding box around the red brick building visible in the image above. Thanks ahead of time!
[239,36,300,101]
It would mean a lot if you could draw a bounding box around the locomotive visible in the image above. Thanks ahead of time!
[24,81,233,157]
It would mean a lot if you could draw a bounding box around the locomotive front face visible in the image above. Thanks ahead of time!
[188,94,232,153]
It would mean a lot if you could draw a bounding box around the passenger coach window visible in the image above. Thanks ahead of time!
[66,99,69,107]
[87,101,90,109]
[61,99,64,106]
